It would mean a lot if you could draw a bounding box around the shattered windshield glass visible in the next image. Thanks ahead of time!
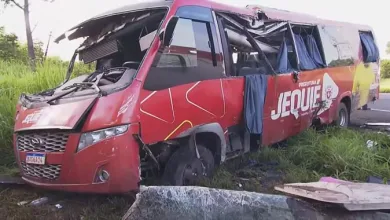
[21,8,167,107]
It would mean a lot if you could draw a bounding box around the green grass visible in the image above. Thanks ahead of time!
[205,127,390,192]
[381,78,390,93]
[0,60,92,168]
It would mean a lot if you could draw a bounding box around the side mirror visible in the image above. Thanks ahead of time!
[159,16,179,47]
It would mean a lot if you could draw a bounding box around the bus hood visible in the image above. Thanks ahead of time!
[14,98,97,132]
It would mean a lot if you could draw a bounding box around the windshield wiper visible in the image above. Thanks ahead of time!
[63,82,101,93]
[47,82,106,105]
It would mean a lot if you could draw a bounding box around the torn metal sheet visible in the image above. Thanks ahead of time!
[54,2,170,43]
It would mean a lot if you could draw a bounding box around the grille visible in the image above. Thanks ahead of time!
[21,162,61,180]
[17,132,69,153]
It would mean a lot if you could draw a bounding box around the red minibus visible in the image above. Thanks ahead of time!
[13,0,380,193]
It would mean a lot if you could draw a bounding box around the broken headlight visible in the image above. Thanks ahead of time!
[77,125,129,152]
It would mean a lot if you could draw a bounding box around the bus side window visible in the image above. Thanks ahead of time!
[143,18,224,91]
[318,25,359,67]
[359,31,380,63]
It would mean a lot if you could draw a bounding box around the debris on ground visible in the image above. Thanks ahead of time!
[17,201,29,206]
[30,197,49,206]
[55,204,63,209]
[231,160,284,192]
[366,140,378,149]
[275,181,390,211]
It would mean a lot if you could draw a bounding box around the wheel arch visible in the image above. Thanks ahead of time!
[334,91,352,120]
[176,123,227,165]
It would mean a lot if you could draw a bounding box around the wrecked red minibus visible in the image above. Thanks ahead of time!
[13,0,380,193]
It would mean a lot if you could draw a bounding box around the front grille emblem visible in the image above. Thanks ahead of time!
[31,138,44,146]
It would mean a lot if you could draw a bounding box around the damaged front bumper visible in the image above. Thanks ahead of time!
[14,125,141,194]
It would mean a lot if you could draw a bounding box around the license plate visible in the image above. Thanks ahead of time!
[26,153,46,165]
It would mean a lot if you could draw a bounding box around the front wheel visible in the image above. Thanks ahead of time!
[162,145,215,186]
[334,103,350,127]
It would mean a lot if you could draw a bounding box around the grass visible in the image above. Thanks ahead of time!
[204,127,390,192]
[381,78,390,93]
[0,60,92,168]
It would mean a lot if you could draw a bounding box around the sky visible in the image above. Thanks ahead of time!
[1,0,389,60]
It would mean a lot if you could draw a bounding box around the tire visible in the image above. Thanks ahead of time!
[162,145,215,186]
[334,103,350,128]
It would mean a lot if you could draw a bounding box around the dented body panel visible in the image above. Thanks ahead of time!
[13,0,380,194]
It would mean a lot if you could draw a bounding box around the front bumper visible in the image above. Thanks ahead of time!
[14,125,141,194]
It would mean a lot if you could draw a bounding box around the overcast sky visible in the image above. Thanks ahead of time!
[1,0,389,60]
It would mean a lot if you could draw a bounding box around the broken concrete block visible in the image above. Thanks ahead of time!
[123,186,390,220]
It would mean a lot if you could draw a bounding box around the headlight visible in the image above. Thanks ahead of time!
[77,125,129,152]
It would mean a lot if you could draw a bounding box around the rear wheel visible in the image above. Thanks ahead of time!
[334,103,349,127]
[162,145,215,186]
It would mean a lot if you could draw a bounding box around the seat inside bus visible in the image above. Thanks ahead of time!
[226,23,325,77]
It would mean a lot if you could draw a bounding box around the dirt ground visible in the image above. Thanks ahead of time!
[0,184,134,220]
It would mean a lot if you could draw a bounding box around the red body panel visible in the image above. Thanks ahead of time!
[13,0,380,194]
[14,98,96,131]
[15,124,140,193]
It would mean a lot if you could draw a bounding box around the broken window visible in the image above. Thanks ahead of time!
[22,9,169,106]
[319,25,359,67]
[217,13,300,76]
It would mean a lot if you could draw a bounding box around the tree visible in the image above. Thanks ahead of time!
[0,26,20,61]
[0,26,44,64]
[381,60,390,79]
[1,0,54,71]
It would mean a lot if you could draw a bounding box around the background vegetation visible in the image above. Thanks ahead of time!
[203,127,390,193]
[0,27,93,170]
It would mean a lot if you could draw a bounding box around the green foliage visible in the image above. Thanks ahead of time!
[0,27,20,61]
[381,59,390,79]
[251,128,390,183]
[206,128,390,192]
[0,26,45,65]
[282,128,390,182]
[381,78,390,93]
[0,60,94,167]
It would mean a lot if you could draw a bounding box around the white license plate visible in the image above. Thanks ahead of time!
[26,153,46,165]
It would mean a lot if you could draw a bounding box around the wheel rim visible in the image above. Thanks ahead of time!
[339,109,347,127]
[181,159,206,185]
